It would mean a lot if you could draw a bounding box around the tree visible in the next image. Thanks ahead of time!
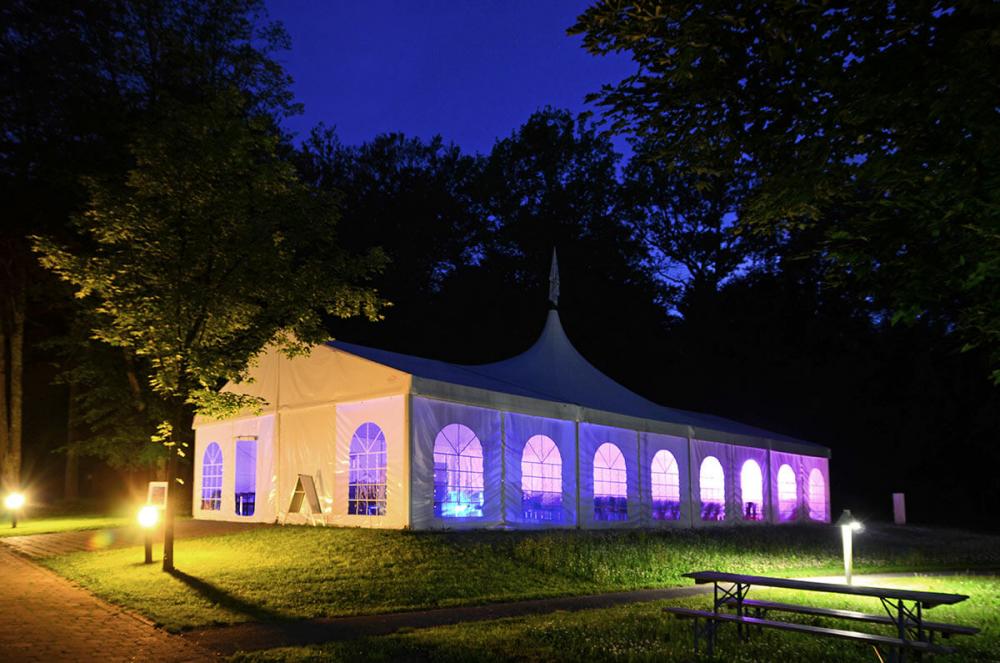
[572,1,1000,380]
[36,90,384,570]
[296,128,485,354]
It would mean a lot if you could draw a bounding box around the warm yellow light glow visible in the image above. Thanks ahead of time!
[138,505,160,529]
[4,493,25,510]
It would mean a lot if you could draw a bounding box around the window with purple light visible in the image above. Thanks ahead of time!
[740,459,764,521]
[201,442,223,511]
[433,423,484,518]
[593,442,627,521]
[234,438,257,517]
[521,435,562,521]
[348,422,387,516]
[650,449,681,521]
[699,456,725,521]
[777,463,797,521]
[808,468,826,521]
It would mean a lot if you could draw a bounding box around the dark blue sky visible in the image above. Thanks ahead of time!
[265,1,634,154]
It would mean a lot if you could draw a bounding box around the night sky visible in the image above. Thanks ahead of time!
[266,1,635,153]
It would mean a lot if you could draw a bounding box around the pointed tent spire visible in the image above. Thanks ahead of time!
[548,248,560,308]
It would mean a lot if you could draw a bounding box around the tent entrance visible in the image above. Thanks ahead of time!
[235,438,258,517]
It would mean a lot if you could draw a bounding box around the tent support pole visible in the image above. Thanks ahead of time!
[687,433,696,528]
[500,411,507,528]
[575,418,581,529]
[636,430,642,527]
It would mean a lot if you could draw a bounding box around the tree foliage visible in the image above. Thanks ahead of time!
[573,0,1000,380]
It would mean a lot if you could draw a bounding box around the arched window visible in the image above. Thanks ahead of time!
[808,468,827,521]
[777,464,798,522]
[521,435,562,521]
[650,450,681,521]
[593,442,628,521]
[699,456,725,521]
[348,422,387,516]
[740,459,764,521]
[201,442,223,512]
[433,423,484,518]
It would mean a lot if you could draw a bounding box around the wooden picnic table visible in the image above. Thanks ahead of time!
[668,570,976,661]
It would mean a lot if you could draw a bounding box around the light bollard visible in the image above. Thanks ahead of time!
[835,509,863,585]
[137,505,160,564]
[4,492,25,529]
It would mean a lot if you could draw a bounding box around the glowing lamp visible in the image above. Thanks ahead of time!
[4,492,25,510]
[835,509,863,584]
[138,505,160,529]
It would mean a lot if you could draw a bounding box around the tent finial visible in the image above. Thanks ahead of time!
[548,247,560,309]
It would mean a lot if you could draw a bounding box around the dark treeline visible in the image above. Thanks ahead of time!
[2,1,997,530]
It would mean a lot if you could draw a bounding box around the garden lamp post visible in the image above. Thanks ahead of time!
[836,509,863,584]
[138,505,159,564]
[4,492,25,528]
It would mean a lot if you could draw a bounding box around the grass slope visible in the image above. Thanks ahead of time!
[0,514,129,538]
[231,576,1000,662]
[41,523,1000,632]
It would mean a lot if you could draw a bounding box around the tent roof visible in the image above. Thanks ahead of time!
[328,310,828,455]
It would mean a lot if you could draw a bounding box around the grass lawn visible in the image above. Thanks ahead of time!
[0,513,131,538]
[230,575,1000,662]
[41,523,1000,632]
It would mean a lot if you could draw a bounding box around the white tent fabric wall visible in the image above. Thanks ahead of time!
[639,432,690,527]
[578,423,642,529]
[411,397,503,529]
[768,450,830,524]
[503,412,577,528]
[193,414,276,523]
[278,405,337,524]
[330,396,408,529]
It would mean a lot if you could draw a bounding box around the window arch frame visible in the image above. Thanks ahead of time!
[740,459,764,522]
[593,442,628,521]
[433,423,484,518]
[520,434,563,522]
[201,442,223,512]
[777,463,798,522]
[348,422,388,517]
[699,455,726,521]
[650,449,681,521]
[807,468,827,522]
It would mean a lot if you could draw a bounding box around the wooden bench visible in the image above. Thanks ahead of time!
[720,597,980,641]
[663,607,956,657]
[669,571,976,661]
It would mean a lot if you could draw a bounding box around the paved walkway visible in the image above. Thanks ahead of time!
[0,546,212,662]
[3,519,263,559]
[182,584,712,655]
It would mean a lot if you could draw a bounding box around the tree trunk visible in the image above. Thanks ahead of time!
[6,282,24,490]
[162,448,177,572]
[64,383,80,502]
[0,321,8,488]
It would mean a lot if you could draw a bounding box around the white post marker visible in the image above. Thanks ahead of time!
[835,509,863,585]
[893,493,906,525]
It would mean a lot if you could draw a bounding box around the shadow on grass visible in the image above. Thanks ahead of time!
[167,568,287,624]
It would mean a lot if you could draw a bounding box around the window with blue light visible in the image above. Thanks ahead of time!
[201,442,223,511]
[651,449,681,521]
[521,435,562,521]
[699,456,725,521]
[593,442,627,521]
[740,459,764,521]
[234,438,257,517]
[348,422,387,516]
[433,423,484,518]
[777,463,797,522]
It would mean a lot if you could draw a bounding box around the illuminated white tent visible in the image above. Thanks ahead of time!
[193,260,831,529]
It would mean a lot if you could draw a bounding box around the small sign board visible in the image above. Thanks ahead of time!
[147,481,169,508]
[288,474,322,515]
